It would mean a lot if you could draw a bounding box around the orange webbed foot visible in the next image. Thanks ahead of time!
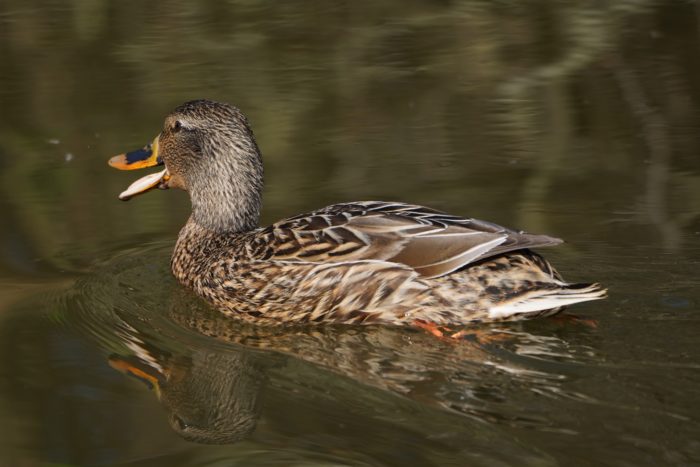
[412,319,452,338]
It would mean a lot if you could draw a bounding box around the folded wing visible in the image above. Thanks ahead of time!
[265,201,563,278]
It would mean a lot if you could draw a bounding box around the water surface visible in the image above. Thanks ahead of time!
[1,1,699,466]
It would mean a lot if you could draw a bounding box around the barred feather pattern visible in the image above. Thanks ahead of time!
[171,201,606,325]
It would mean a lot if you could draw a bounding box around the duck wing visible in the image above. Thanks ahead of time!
[264,201,562,279]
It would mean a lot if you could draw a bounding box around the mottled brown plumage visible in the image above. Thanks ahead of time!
[109,99,606,326]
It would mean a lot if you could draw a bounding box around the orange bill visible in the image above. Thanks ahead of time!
[109,355,164,397]
[108,135,162,170]
[108,135,170,201]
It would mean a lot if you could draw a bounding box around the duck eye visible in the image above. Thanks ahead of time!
[172,414,189,430]
[173,120,182,132]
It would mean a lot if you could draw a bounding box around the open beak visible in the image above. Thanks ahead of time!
[109,355,164,398]
[108,135,170,201]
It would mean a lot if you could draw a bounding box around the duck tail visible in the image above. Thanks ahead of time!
[487,282,607,320]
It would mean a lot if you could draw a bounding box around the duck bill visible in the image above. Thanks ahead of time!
[109,134,162,170]
[108,135,170,201]
[109,355,164,398]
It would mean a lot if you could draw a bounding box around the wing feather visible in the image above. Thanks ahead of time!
[264,201,562,278]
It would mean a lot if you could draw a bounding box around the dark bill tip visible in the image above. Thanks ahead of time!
[108,144,163,170]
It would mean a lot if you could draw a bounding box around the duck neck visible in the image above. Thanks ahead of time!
[188,144,264,234]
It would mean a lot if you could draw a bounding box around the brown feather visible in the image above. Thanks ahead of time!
[266,201,562,278]
[119,100,605,326]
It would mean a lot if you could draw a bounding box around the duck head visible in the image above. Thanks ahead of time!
[109,99,264,232]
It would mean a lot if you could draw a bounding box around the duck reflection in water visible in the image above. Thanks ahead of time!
[102,279,598,446]
[103,290,493,445]
[108,325,267,444]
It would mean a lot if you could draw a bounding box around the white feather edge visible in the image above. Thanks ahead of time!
[488,285,606,319]
[419,236,507,278]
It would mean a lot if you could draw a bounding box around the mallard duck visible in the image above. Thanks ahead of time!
[108,99,605,328]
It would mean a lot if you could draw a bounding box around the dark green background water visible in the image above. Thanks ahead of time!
[1,1,699,466]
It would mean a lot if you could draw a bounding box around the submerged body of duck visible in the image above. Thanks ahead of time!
[109,99,605,326]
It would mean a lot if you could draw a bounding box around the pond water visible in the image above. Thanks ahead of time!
[1,1,699,466]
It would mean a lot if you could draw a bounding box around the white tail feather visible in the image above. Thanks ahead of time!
[488,283,607,320]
